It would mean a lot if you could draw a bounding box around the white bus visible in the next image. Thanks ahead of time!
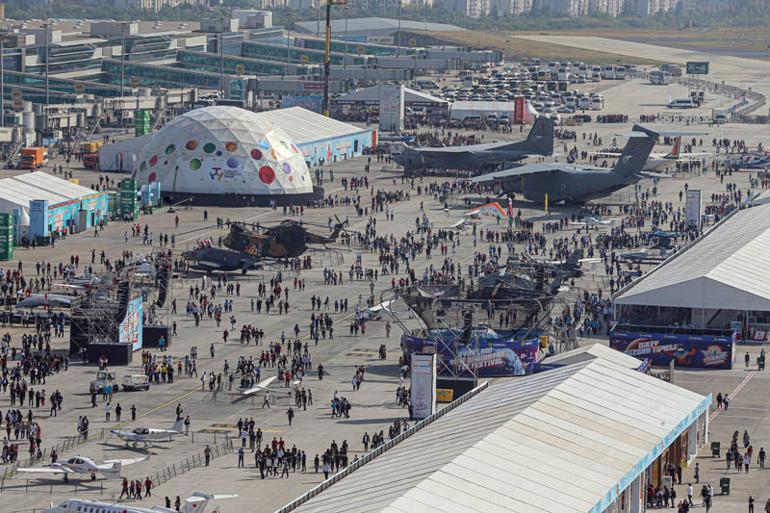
[602,65,615,80]
[615,66,627,80]
[590,94,604,110]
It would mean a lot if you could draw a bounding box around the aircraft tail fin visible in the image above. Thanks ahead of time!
[664,136,681,160]
[612,125,658,177]
[171,418,185,433]
[497,115,554,156]
[182,493,238,513]
[524,116,554,155]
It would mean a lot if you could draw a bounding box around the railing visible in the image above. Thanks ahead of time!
[274,381,489,513]
[1,435,87,486]
[149,437,234,489]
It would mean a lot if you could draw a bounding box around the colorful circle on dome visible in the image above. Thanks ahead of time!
[140,161,147,171]
[291,143,299,153]
[280,140,289,149]
[148,172,157,183]
[165,144,175,155]
[149,155,158,167]
[251,148,263,160]
[225,142,238,152]
[288,175,294,182]
[186,140,198,151]
[216,151,223,157]
[259,166,275,184]
[203,143,216,153]
[227,157,239,169]
[282,162,292,174]
[258,139,270,150]
[163,160,169,166]
[189,158,201,170]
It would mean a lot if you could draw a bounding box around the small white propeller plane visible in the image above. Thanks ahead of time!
[238,376,277,397]
[43,492,238,513]
[17,455,148,482]
[111,418,185,448]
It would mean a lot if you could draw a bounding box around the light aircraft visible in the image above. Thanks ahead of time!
[392,116,554,171]
[43,492,237,513]
[470,125,669,204]
[17,455,148,482]
[111,418,185,447]
[239,376,277,397]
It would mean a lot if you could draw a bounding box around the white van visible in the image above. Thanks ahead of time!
[122,374,150,391]
[668,98,696,109]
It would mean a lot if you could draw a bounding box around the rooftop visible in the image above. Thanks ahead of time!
[293,17,464,36]
[280,345,710,513]
[615,203,770,311]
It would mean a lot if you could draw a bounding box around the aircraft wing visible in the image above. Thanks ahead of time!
[640,171,671,179]
[103,456,149,466]
[470,164,564,184]
[241,376,277,396]
[17,467,71,474]
[416,147,473,157]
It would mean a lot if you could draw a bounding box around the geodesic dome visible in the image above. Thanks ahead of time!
[132,106,313,198]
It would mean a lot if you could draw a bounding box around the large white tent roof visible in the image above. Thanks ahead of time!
[615,203,770,311]
[256,107,368,145]
[334,85,448,106]
[282,345,709,513]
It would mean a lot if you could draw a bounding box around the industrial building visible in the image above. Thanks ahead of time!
[277,344,710,513]
[0,172,109,243]
[332,85,449,118]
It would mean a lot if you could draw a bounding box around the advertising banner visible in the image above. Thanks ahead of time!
[402,330,540,377]
[410,353,436,419]
[119,296,144,351]
[29,199,49,240]
[514,96,525,124]
[685,189,702,228]
[379,84,405,132]
[610,329,734,369]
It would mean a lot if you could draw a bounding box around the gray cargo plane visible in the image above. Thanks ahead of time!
[393,116,554,171]
[470,125,663,204]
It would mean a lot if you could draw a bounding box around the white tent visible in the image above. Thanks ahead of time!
[132,106,313,197]
[615,204,770,311]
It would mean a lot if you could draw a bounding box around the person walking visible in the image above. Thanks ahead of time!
[286,407,295,426]
[204,445,212,466]
[237,447,244,468]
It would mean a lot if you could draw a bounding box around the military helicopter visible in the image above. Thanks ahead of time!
[224,217,349,259]
[180,217,349,273]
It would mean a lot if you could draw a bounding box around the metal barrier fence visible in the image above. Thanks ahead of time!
[274,381,489,513]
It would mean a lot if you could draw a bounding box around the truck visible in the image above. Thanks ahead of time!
[712,108,728,124]
[80,141,104,154]
[20,147,48,169]
[90,370,117,393]
[83,153,99,170]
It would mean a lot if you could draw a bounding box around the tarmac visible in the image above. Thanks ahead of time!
[2,36,770,513]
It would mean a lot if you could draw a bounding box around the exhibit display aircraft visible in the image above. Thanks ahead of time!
[392,116,554,171]
[17,455,148,482]
[239,376,277,396]
[111,418,185,447]
[182,242,263,274]
[470,125,667,204]
[592,136,710,172]
[43,492,238,513]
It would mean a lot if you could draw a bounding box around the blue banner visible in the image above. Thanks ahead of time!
[610,329,735,369]
[402,329,541,377]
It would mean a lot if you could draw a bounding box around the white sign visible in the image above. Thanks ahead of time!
[685,189,702,228]
[379,84,405,133]
[410,353,436,420]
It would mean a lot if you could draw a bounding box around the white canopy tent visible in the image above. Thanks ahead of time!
[615,204,770,312]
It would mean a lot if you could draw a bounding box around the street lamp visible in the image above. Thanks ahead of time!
[120,22,128,97]
[0,25,8,128]
[396,0,402,58]
[219,18,225,98]
[344,6,348,69]
[43,21,50,106]
[286,11,292,75]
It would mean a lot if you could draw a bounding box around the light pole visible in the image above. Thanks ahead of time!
[286,11,292,74]
[0,26,7,128]
[44,21,50,106]
[219,19,225,98]
[120,22,127,97]
[396,0,402,58]
[343,6,348,69]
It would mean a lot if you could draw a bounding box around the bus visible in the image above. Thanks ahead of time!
[615,66,627,80]
[602,65,615,80]
[590,94,604,110]
[649,70,672,85]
